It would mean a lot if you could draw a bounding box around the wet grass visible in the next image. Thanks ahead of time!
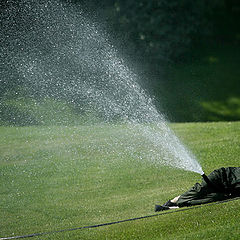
[1,121,240,239]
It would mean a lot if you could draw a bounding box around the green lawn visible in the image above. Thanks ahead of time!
[1,122,240,239]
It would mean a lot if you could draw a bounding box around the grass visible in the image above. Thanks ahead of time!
[0,121,240,239]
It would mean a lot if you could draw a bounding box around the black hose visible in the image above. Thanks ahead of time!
[1,196,240,240]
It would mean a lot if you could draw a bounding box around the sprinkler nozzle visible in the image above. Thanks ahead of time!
[201,173,211,185]
[201,172,223,193]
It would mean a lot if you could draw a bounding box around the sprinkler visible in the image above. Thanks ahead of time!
[201,172,224,193]
[201,173,212,186]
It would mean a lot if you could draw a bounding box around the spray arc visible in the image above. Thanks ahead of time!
[1,0,204,173]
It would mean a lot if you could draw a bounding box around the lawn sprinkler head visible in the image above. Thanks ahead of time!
[201,172,223,193]
[201,173,211,185]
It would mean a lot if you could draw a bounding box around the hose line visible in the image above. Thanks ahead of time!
[1,196,239,240]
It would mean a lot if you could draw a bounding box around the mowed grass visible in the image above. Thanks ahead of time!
[0,122,240,239]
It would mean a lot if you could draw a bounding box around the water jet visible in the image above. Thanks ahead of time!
[1,0,204,175]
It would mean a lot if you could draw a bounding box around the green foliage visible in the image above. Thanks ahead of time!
[108,0,208,61]
[1,122,240,239]
[96,0,240,122]
[159,44,240,122]
[201,97,240,121]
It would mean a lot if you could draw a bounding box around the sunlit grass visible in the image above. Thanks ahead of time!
[1,121,240,239]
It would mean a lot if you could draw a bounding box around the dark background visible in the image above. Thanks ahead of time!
[1,0,240,124]
[83,0,240,122]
